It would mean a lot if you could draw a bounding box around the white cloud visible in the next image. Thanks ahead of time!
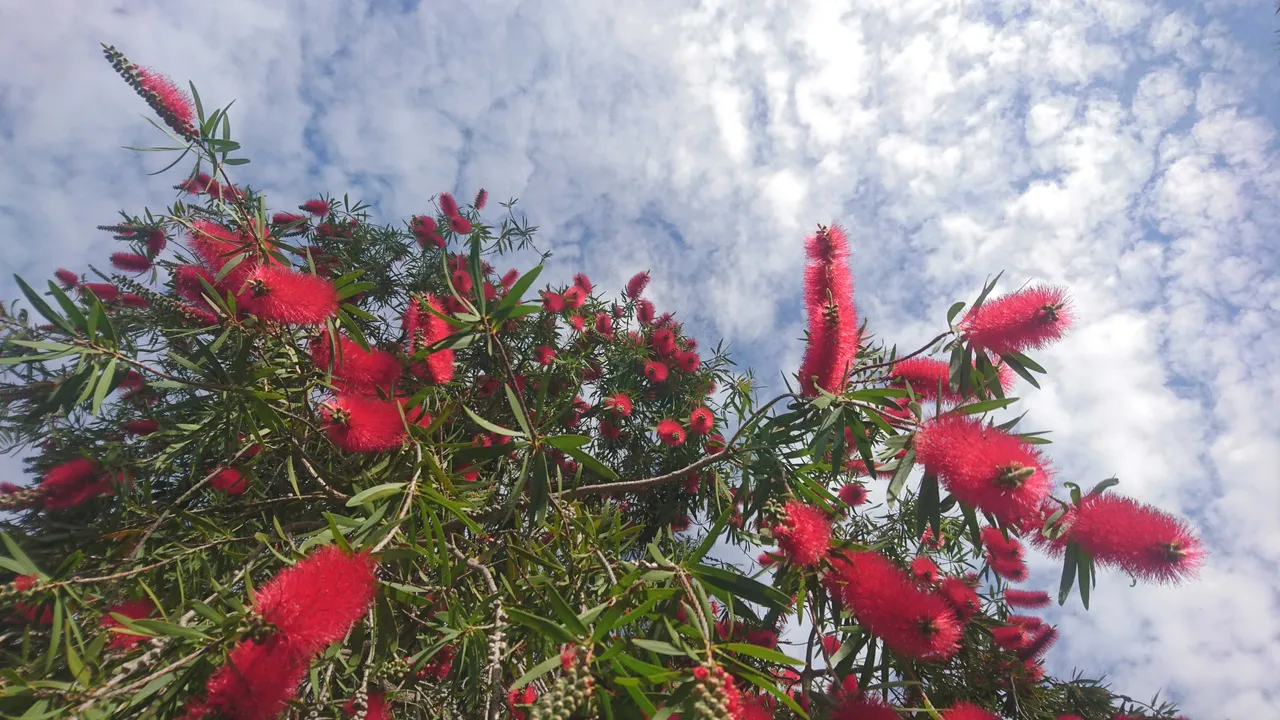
[2,0,1278,716]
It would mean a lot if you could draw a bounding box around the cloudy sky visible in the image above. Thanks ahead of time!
[2,0,1278,717]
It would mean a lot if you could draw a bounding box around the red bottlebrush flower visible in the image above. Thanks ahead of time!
[411,216,445,249]
[508,687,538,720]
[890,356,1013,403]
[829,551,962,660]
[118,371,145,393]
[839,483,868,507]
[594,311,614,338]
[600,419,623,441]
[240,266,339,326]
[209,467,249,495]
[311,333,403,395]
[343,691,390,720]
[798,224,859,397]
[500,268,520,290]
[651,329,677,356]
[635,298,655,324]
[562,286,586,310]
[960,285,1072,355]
[1016,624,1058,661]
[625,270,650,299]
[474,188,488,210]
[992,625,1030,651]
[271,211,308,228]
[773,500,831,567]
[643,360,669,383]
[921,526,945,550]
[938,576,980,622]
[450,268,474,296]
[301,199,330,216]
[81,283,121,303]
[914,415,1051,526]
[40,457,114,511]
[121,294,148,309]
[124,419,159,436]
[831,695,900,720]
[758,551,780,567]
[54,268,80,288]
[188,220,250,271]
[183,635,309,720]
[447,214,473,234]
[1056,716,1084,720]
[101,598,154,651]
[322,394,408,453]
[656,419,686,446]
[438,192,459,217]
[943,702,1002,720]
[541,291,564,313]
[821,634,842,656]
[145,228,168,256]
[745,627,779,649]
[177,172,212,194]
[10,575,53,625]
[567,315,586,333]
[255,545,378,657]
[603,393,633,417]
[982,527,1029,582]
[110,252,152,274]
[911,556,941,585]
[705,433,727,455]
[533,345,557,365]
[573,273,593,295]
[404,295,456,384]
[1067,493,1204,584]
[674,350,701,373]
[133,66,195,134]
[1004,589,1051,608]
[688,407,714,435]
[173,265,216,302]
[670,515,691,533]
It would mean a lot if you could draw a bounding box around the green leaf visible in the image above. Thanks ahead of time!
[689,563,790,611]
[544,434,590,450]
[1058,543,1079,606]
[914,470,940,538]
[46,282,87,332]
[131,619,210,641]
[493,264,543,311]
[886,447,916,505]
[14,276,75,335]
[689,505,734,564]
[559,445,619,481]
[951,397,1018,415]
[631,639,687,656]
[506,608,573,643]
[999,353,1041,389]
[717,643,803,666]
[1004,349,1046,374]
[90,357,118,416]
[1077,549,1092,610]
[345,483,407,508]
[463,405,523,437]
[529,452,550,526]
[504,383,533,436]
[1,533,39,577]
[511,653,562,690]
[1088,477,1120,496]
[946,301,966,326]
[545,586,590,638]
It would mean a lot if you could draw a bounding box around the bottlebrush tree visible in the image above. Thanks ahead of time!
[0,46,1203,720]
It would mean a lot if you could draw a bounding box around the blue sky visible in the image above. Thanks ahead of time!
[2,1,1279,717]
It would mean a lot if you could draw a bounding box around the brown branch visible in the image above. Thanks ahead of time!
[51,536,250,588]
[447,543,505,720]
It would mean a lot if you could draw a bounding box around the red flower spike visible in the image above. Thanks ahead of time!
[181,636,308,720]
[255,545,378,657]
[890,356,1013,403]
[992,625,1030,651]
[209,468,249,495]
[11,575,53,625]
[572,273,593,295]
[177,172,212,194]
[301,199,330,216]
[121,293,148,309]
[960,285,1072,355]
[533,346,557,366]
[943,702,1002,720]
[311,334,402,395]
[635,298,655,324]
[656,419,686,447]
[439,192,459,217]
[343,692,390,720]
[322,394,408,453]
[110,249,156,278]
[600,420,623,441]
[643,361,668,383]
[568,315,586,332]
[675,350,701,373]
[447,214,473,234]
[81,283,121,303]
[271,211,308,228]
[124,419,159,436]
[500,268,519,290]
[474,189,488,210]
[821,634,842,656]
[404,295,456,384]
[603,393,633,417]
[773,500,831,568]
[562,286,586,310]
[839,483,868,507]
[688,407,714,436]
[914,415,1051,526]
[594,312,614,338]
[1016,624,1059,661]
[798,223,859,397]
[651,329,678,356]
[145,228,168,256]
[40,457,114,511]
[541,291,564,313]
[239,266,338,326]
[508,686,538,720]
[54,269,80,288]
[626,271,650,299]
[173,265,216,302]
[911,556,941,585]
[937,576,980,623]
[1067,493,1204,584]
[101,598,154,651]
[829,551,962,660]
[1004,589,1052,609]
[133,66,195,133]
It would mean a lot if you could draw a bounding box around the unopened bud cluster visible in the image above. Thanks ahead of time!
[528,646,594,720]
[688,665,740,719]
[236,611,278,644]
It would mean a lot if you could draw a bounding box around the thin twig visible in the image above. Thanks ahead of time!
[854,331,952,374]
[131,442,260,558]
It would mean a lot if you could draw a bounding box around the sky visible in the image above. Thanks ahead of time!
[1,1,1278,717]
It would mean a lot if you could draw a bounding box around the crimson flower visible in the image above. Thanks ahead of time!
[839,483,868,507]
[829,551,961,660]
[1067,493,1204,584]
[773,500,831,568]
[54,269,79,288]
[301,199,330,216]
[688,407,714,435]
[101,598,154,651]
[626,271,650,299]
[240,266,339,326]
[798,224,859,396]
[656,419,686,446]
[209,468,249,495]
[311,333,403,395]
[959,285,1072,355]
[943,702,1002,720]
[322,394,408,453]
[643,361,668,383]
